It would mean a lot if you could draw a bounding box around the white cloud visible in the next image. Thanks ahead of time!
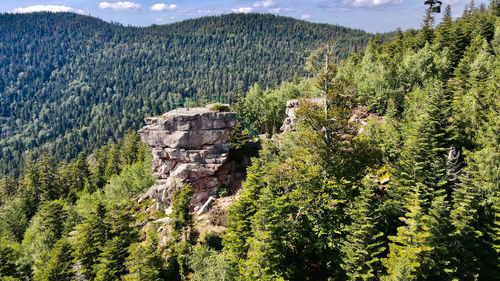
[268,8,281,13]
[12,5,77,13]
[254,0,276,8]
[349,0,403,8]
[151,3,178,11]
[99,1,141,11]
[301,14,312,20]
[232,7,254,13]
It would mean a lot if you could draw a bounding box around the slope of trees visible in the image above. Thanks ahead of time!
[0,1,498,280]
[0,12,376,176]
[218,1,500,280]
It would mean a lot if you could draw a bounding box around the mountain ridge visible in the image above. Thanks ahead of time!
[0,12,378,175]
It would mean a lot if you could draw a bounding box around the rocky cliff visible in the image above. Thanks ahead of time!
[138,104,241,208]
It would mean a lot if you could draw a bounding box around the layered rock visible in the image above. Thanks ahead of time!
[138,104,237,208]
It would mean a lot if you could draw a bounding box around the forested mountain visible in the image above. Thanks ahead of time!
[0,12,374,176]
[0,1,498,280]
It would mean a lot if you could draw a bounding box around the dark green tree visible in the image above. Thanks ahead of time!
[170,185,194,242]
[341,178,386,281]
[72,203,107,280]
[33,238,73,281]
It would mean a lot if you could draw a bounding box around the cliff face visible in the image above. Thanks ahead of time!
[138,105,238,207]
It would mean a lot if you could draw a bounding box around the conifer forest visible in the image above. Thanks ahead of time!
[0,1,499,280]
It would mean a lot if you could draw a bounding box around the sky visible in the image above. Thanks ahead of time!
[1,0,491,33]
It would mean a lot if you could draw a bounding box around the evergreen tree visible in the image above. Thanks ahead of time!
[33,238,73,281]
[340,179,385,281]
[72,203,107,280]
[105,144,121,180]
[123,232,166,281]
[383,185,433,281]
[121,130,141,166]
[223,163,264,264]
[91,147,109,191]
[170,185,194,242]
[435,5,453,48]
[94,237,130,281]
[68,152,90,202]
[243,186,286,281]
[0,238,20,279]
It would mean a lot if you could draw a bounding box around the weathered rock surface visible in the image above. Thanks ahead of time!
[138,104,239,208]
[280,98,324,132]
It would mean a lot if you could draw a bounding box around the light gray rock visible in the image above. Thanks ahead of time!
[138,104,237,207]
[197,196,215,216]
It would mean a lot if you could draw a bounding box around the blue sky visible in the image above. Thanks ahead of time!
[1,0,490,33]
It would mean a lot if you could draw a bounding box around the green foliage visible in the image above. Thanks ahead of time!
[209,103,227,112]
[238,80,320,134]
[189,244,237,281]
[341,178,386,281]
[33,238,73,281]
[123,232,166,281]
[71,203,107,280]
[21,200,68,270]
[216,185,229,198]
[0,238,20,279]
[0,12,375,176]
[170,185,195,241]
[0,3,498,280]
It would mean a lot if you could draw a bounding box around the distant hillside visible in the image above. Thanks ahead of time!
[0,12,375,175]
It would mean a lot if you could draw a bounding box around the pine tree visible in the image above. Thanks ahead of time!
[123,232,165,281]
[72,203,107,280]
[170,185,194,242]
[37,200,67,242]
[68,152,90,202]
[121,130,141,166]
[492,198,500,266]
[105,143,121,180]
[435,5,453,49]
[91,146,109,191]
[94,237,130,281]
[36,153,60,202]
[33,238,73,281]
[223,163,264,264]
[421,190,454,280]
[383,185,433,281]
[341,179,385,281]
[0,237,20,279]
[448,180,483,279]
[243,186,286,281]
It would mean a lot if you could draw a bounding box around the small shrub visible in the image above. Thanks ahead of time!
[204,231,223,251]
[209,103,227,112]
[216,185,229,198]
[208,206,227,226]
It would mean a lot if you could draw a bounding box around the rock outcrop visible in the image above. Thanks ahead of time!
[280,98,324,132]
[280,98,383,134]
[138,104,238,208]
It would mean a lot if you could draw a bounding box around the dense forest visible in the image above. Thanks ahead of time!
[0,0,499,280]
[0,12,376,176]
